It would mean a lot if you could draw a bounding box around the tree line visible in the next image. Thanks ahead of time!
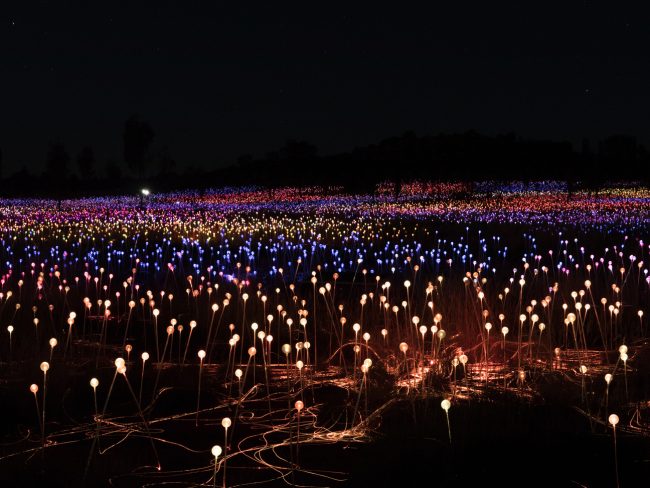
[0,116,648,198]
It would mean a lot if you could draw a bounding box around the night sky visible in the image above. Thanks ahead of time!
[2,1,648,175]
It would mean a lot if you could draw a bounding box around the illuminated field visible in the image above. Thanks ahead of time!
[0,181,649,487]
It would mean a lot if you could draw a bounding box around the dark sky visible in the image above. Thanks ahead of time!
[1,1,648,175]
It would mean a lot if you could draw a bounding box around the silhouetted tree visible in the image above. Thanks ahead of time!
[105,159,123,183]
[76,146,95,179]
[123,114,154,181]
[46,143,69,177]
[45,142,70,205]
[236,154,253,167]
[157,146,176,176]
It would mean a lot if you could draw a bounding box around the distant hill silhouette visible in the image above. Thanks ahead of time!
[1,131,648,198]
